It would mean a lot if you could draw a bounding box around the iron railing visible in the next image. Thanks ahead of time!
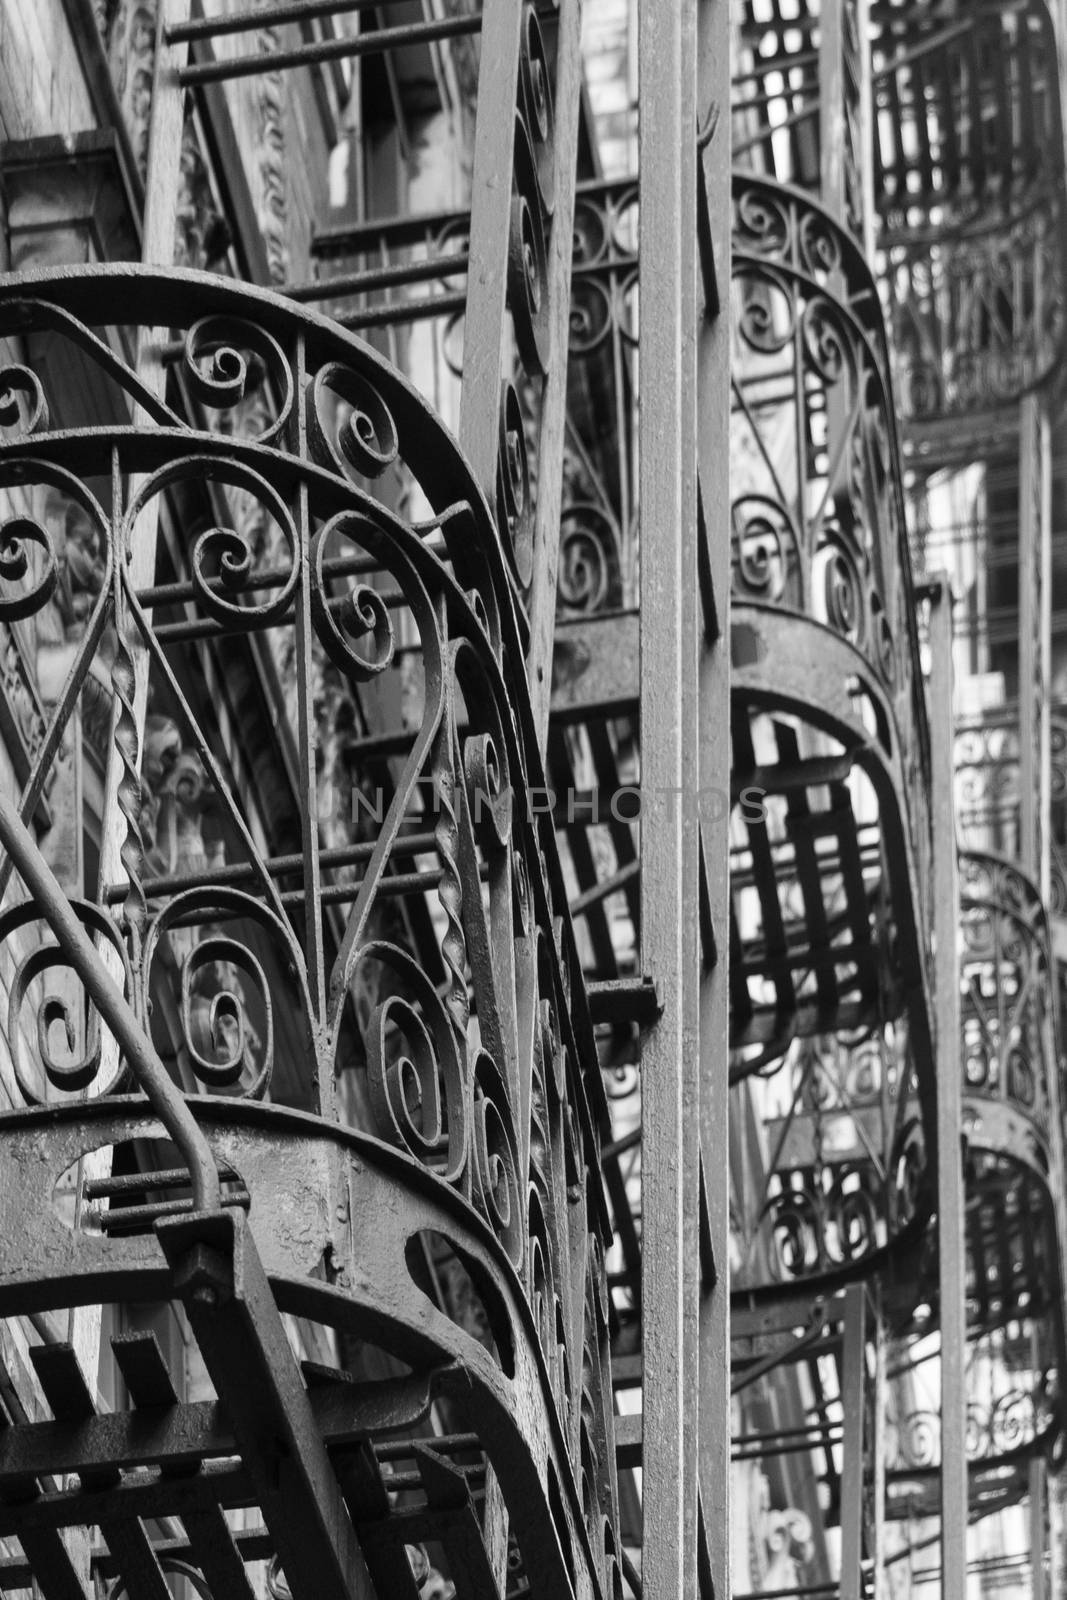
[0,263,621,1600]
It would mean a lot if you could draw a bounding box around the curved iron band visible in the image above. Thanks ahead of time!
[731,604,937,1304]
[732,171,894,352]
[0,1098,608,1600]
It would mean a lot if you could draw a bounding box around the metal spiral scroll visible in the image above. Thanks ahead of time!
[0,898,133,1103]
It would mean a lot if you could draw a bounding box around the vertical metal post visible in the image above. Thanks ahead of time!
[680,0,702,1570]
[929,577,967,1600]
[1019,392,1050,892]
[1039,401,1052,907]
[839,1285,868,1600]
[820,0,846,223]
[639,0,692,1585]
[1032,1457,1048,1600]
[696,0,732,1592]
[457,0,523,491]
[526,0,584,754]
[856,0,876,264]
[872,1288,887,1600]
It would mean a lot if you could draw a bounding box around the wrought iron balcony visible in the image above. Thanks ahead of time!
[733,0,1067,443]
[881,852,1067,1524]
[0,265,620,1600]
[958,853,1061,1211]
[955,707,1067,916]
[729,173,937,1295]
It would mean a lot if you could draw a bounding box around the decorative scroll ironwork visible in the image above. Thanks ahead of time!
[309,171,640,627]
[560,178,638,619]
[954,710,1067,915]
[730,174,930,819]
[730,1019,927,1291]
[886,1319,1063,1476]
[959,853,1056,1154]
[0,265,619,1597]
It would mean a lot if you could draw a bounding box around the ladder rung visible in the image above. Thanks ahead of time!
[178,13,483,87]
[287,250,470,302]
[335,290,467,330]
[166,0,409,46]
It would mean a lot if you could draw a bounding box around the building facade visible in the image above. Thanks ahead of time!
[0,0,1063,1597]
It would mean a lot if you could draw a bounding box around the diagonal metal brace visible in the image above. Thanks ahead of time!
[730,1297,831,1395]
[155,1208,371,1600]
[0,789,220,1211]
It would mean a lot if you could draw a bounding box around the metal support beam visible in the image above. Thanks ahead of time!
[839,1286,867,1600]
[1019,393,1052,898]
[820,0,846,222]
[696,0,732,1594]
[156,1210,370,1600]
[929,578,966,1600]
[639,0,693,1583]
[526,0,584,753]
[1031,1457,1047,1600]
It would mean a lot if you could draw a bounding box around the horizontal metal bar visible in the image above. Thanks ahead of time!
[587,977,660,1026]
[166,0,408,44]
[287,251,470,301]
[335,289,467,329]
[99,1194,251,1234]
[178,13,482,85]
[311,173,633,259]
[0,1376,434,1492]
[84,1167,242,1199]
[569,860,639,918]
[0,1529,274,1591]
[313,204,470,258]
[613,1411,641,1470]
[137,548,380,610]
[105,829,438,905]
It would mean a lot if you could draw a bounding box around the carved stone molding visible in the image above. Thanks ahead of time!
[106,0,158,180]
